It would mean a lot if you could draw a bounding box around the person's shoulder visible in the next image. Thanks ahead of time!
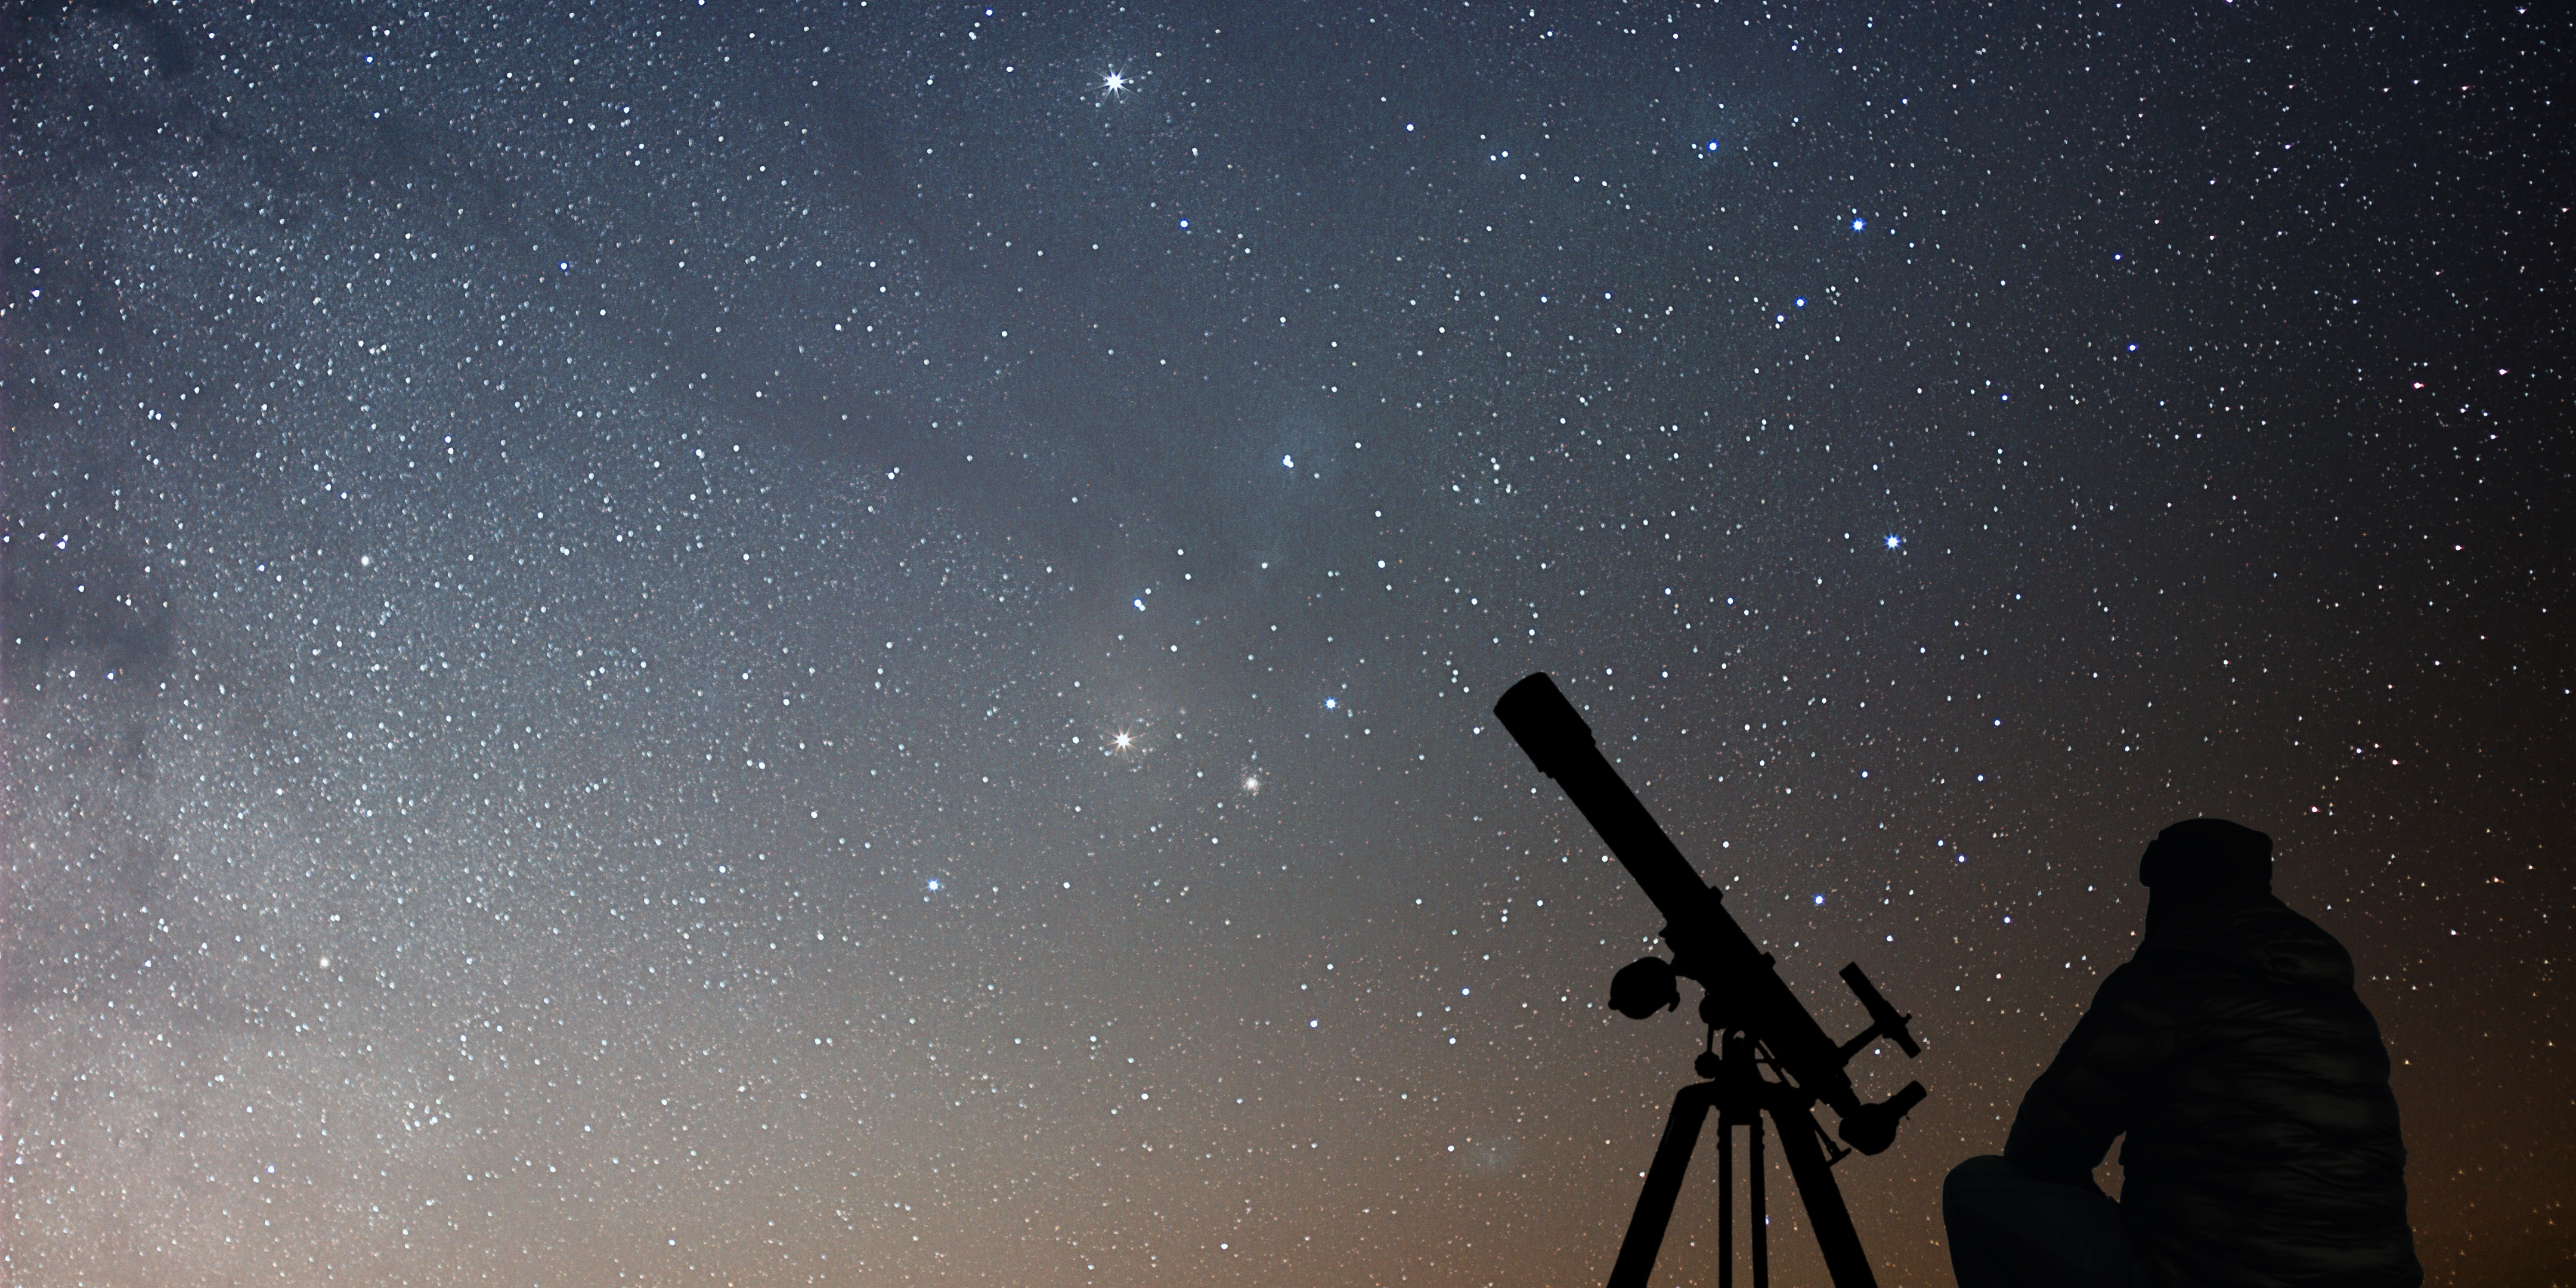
[2189,895,2355,991]
[2250,897,2357,990]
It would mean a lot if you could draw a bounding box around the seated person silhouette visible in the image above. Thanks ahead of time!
[1943,818,2421,1288]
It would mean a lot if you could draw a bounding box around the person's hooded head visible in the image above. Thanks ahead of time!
[2138,818,2273,900]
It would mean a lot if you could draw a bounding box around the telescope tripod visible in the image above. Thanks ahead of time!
[1610,1029,1881,1288]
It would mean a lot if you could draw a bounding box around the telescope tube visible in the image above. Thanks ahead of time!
[1494,671,1862,1117]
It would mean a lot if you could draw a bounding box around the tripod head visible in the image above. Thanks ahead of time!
[1494,671,1924,1147]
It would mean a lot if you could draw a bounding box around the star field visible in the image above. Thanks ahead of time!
[5,2,2568,1285]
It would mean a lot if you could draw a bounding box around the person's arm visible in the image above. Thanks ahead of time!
[2003,960,2178,1188]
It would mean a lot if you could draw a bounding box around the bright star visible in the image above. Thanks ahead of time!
[1113,730,1134,750]
[1323,696,1338,710]
[1100,69,1130,100]
[1851,217,1866,231]
[1885,534,1902,549]
[927,879,942,892]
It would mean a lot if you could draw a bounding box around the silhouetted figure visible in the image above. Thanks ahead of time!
[1944,819,2421,1288]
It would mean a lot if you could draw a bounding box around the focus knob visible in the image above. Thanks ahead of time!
[1609,956,1680,1020]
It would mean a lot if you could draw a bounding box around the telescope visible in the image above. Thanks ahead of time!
[1494,671,1926,1288]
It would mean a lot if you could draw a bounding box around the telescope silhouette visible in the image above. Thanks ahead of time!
[1494,671,1926,1288]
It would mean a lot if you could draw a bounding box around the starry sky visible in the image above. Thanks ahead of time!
[5,1,2568,1284]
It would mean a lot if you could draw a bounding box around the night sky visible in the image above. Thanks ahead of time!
[5,1,2568,1284]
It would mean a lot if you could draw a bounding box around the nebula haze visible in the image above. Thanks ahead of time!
[5,2,2566,1285]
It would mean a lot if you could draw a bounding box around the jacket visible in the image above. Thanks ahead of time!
[2005,891,2422,1288]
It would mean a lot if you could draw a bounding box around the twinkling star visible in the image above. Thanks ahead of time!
[7,5,2542,1285]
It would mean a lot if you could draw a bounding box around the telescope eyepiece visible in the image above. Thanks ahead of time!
[1836,1081,1928,1156]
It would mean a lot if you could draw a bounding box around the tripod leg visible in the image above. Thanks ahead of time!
[1717,1119,1733,1288]
[1749,1113,1767,1288]
[1769,1104,1880,1288]
[1606,1082,1720,1288]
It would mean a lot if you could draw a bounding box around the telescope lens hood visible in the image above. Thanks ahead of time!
[1494,673,1595,779]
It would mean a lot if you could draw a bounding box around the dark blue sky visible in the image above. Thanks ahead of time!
[6,1,2566,1284]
